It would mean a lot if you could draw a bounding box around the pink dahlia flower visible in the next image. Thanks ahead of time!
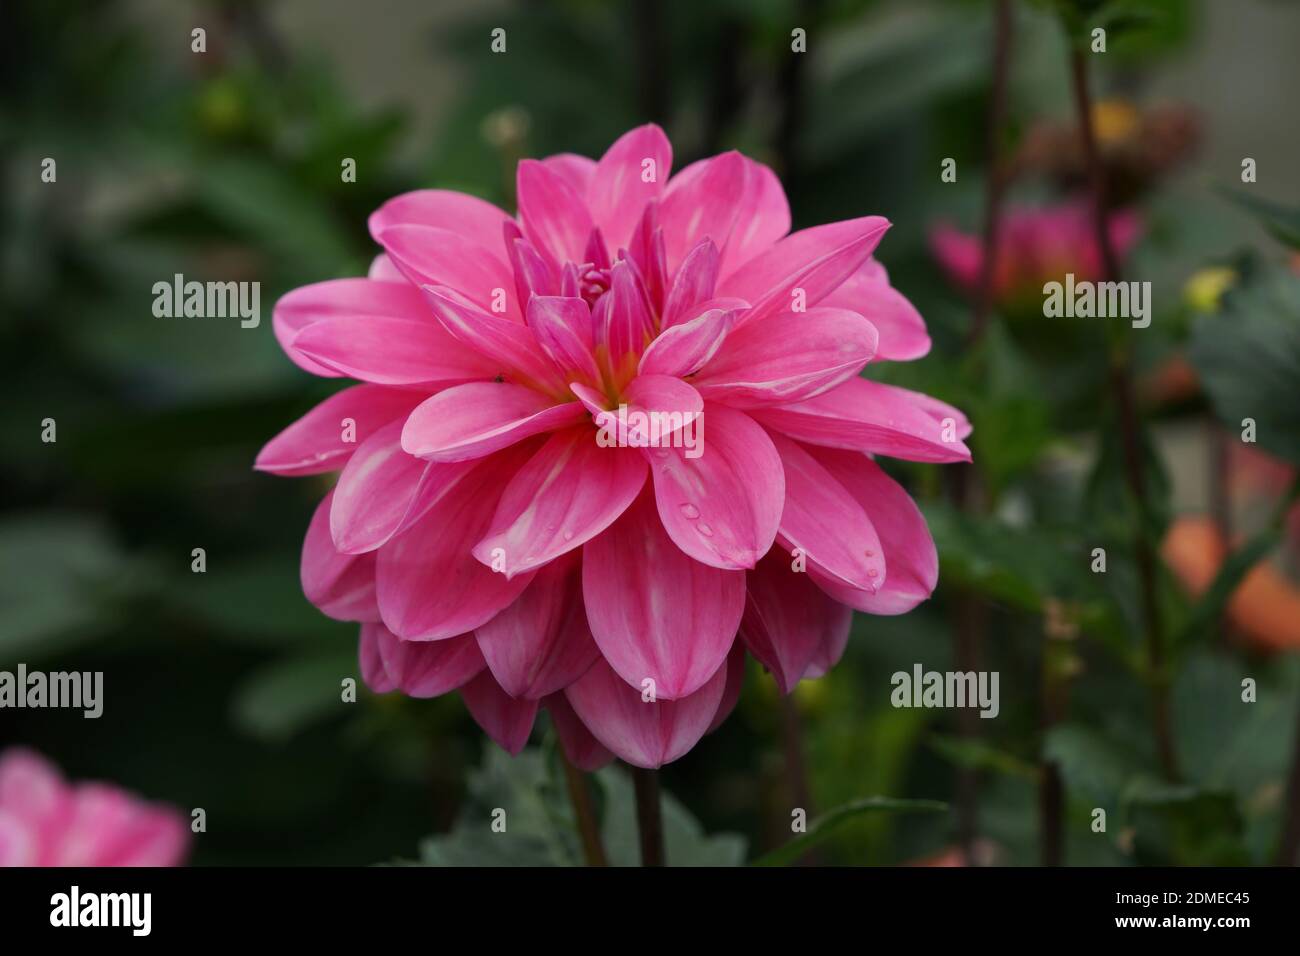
[0,748,189,866]
[931,201,1142,308]
[258,124,970,769]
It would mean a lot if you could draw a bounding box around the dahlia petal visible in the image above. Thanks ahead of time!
[108,809,190,867]
[563,655,728,769]
[302,491,380,622]
[627,204,668,310]
[600,259,656,378]
[377,225,519,319]
[720,157,792,278]
[638,306,736,378]
[661,238,720,328]
[768,431,885,592]
[517,158,595,267]
[805,447,939,615]
[820,259,931,361]
[460,671,539,756]
[545,693,615,771]
[473,428,647,578]
[273,278,430,377]
[401,382,585,462]
[740,549,853,694]
[0,748,68,826]
[375,447,537,640]
[0,809,38,866]
[474,554,600,699]
[358,623,398,694]
[751,376,972,463]
[421,285,567,393]
[541,153,597,197]
[622,374,704,444]
[660,151,746,273]
[368,253,406,282]
[582,492,744,699]
[291,315,498,387]
[706,642,747,734]
[329,418,425,552]
[368,189,514,257]
[718,216,891,326]
[370,622,486,697]
[255,386,423,477]
[509,235,561,304]
[645,403,783,570]
[588,123,673,251]
[694,307,879,408]
[526,295,601,384]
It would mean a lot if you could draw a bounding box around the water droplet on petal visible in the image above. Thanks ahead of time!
[679,503,700,519]
[867,568,878,578]
[563,530,575,542]
[698,523,714,537]
[864,549,874,557]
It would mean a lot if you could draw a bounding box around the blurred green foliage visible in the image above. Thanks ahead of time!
[3,0,1299,867]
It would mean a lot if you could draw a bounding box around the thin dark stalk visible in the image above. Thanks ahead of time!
[559,750,608,867]
[631,767,665,867]
[1039,633,1070,866]
[967,0,1015,344]
[947,0,1014,864]
[1068,47,1178,782]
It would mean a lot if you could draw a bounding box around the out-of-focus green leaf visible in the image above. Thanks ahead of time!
[230,644,359,742]
[1189,268,1300,466]
[929,734,1040,780]
[751,797,947,867]
[1217,189,1300,250]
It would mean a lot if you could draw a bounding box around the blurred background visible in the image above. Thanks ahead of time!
[3,0,1300,866]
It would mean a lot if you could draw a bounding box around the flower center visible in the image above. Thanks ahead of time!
[577,263,611,309]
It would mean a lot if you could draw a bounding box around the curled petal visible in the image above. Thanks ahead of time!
[369,189,514,257]
[582,491,744,699]
[820,259,931,362]
[718,217,891,326]
[375,444,538,640]
[564,656,729,769]
[707,642,747,734]
[694,307,879,408]
[292,315,498,387]
[273,278,430,377]
[768,431,884,593]
[255,384,424,476]
[369,622,486,697]
[377,225,518,319]
[740,549,852,694]
[660,152,746,273]
[517,159,595,268]
[460,672,539,756]
[806,447,939,615]
[402,382,585,462]
[638,306,736,378]
[645,403,783,570]
[301,491,379,622]
[588,124,673,252]
[752,376,972,463]
[546,693,614,771]
[473,427,647,578]
[474,554,600,699]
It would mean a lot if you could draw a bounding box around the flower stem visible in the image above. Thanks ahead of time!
[1068,45,1179,783]
[631,767,666,867]
[558,749,608,867]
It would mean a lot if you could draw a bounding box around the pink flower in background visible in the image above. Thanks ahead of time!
[0,748,189,866]
[258,124,970,769]
[931,201,1142,308]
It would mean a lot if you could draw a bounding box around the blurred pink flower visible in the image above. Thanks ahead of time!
[0,748,189,867]
[930,201,1142,308]
[258,124,970,768]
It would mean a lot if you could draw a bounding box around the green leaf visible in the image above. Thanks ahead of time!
[230,645,359,742]
[1217,188,1300,250]
[929,734,1040,780]
[1189,268,1300,466]
[751,797,947,867]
